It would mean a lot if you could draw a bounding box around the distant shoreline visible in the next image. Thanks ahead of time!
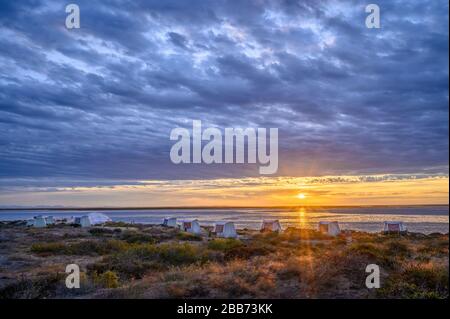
[0,204,448,211]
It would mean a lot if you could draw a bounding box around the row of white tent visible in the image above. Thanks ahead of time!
[27,213,112,228]
[315,221,407,235]
[27,213,407,236]
[164,218,407,237]
[164,218,238,238]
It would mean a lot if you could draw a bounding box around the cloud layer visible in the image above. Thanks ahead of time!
[0,0,448,189]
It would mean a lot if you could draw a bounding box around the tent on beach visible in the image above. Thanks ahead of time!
[214,221,237,238]
[383,221,407,233]
[33,216,47,228]
[163,217,177,227]
[79,213,112,227]
[318,221,341,236]
[180,219,201,234]
[260,220,282,233]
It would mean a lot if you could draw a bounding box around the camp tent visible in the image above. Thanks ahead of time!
[79,213,112,227]
[33,216,47,228]
[383,221,407,233]
[260,220,282,232]
[66,216,75,224]
[180,219,201,234]
[163,217,177,227]
[318,221,341,236]
[215,222,237,238]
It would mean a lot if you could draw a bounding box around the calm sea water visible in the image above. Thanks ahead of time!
[0,206,448,234]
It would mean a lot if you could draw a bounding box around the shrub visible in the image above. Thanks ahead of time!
[346,243,398,268]
[89,242,212,279]
[417,238,449,256]
[165,282,211,298]
[104,221,135,228]
[176,232,202,241]
[157,243,205,265]
[166,283,188,298]
[31,240,131,256]
[384,241,411,257]
[120,231,157,244]
[283,227,332,241]
[224,244,273,260]
[30,242,66,254]
[207,238,243,251]
[0,274,65,299]
[378,263,449,299]
[402,264,448,292]
[277,258,303,280]
[89,257,155,280]
[89,228,116,236]
[94,271,120,289]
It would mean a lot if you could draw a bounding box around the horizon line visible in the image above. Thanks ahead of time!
[0,203,448,211]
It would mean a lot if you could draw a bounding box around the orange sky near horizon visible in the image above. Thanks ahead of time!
[0,174,448,208]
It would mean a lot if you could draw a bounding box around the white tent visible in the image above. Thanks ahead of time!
[33,216,47,228]
[383,221,407,233]
[215,221,237,238]
[318,221,341,236]
[45,216,55,225]
[66,216,75,224]
[180,219,201,234]
[79,213,112,227]
[261,220,282,232]
[163,217,177,227]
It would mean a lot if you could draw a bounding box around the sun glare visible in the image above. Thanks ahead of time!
[297,193,307,200]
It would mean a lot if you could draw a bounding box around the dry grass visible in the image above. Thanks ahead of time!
[0,222,448,299]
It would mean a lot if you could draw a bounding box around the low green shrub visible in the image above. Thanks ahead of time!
[377,263,448,299]
[104,221,135,227]
[31,239,131,256]
[208,238,243,251]
[89,242,213,279]
[176,232,203,241]
[224,244,273,260]
[89,228,116,236]
[93,271,120,288]
[0,274,65,299]
[120,231,157,244]
[384,241,411,257]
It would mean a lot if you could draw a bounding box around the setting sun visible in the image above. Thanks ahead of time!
[297,193,307,200]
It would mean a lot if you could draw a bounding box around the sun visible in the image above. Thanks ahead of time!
[297,193,307,200]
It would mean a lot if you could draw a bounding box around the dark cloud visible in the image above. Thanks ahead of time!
[0,0,448,187]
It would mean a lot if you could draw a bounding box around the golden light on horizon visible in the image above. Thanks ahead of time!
[297,193,307,200]
[7,174,447,207]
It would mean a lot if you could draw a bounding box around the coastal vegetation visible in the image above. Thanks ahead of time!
[0,221,447,299]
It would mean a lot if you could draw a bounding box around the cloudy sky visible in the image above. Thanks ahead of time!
[0,0,448,207]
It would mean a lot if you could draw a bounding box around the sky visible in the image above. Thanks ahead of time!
[0,0,448,207]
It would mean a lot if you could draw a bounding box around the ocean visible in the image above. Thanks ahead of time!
[0,205,448,234]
